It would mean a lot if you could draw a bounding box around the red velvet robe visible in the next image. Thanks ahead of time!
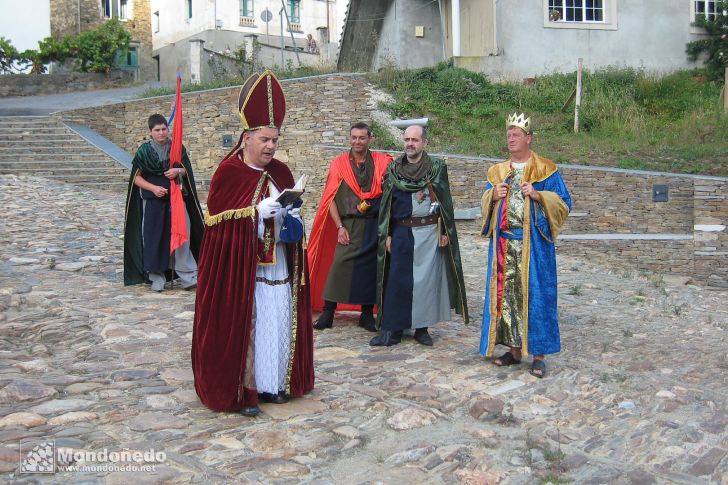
[307,151,392,312]
[192,153,314,412]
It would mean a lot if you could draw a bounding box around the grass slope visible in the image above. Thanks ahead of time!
[370,64,728,177]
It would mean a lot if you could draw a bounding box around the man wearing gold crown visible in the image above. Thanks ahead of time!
[307,122,393,333]
[192,71,314,416]
[479,113,572,378]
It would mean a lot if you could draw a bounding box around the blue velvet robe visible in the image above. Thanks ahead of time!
[479,153,572,357]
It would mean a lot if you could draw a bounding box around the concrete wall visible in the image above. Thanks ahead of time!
[54,74,728,287]
[342,0,708,80]
[337,0,388,71]
[459,0,705,81]
[371,0,445,70]
[152,0,343,53]
[156,30,332,83]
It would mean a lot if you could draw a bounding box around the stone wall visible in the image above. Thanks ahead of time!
[0,71,134,97]
[54,74,728,287]
[124,0,155,81]
[55,73,371,187]
[50,0,104,39]
[693,179,728,287]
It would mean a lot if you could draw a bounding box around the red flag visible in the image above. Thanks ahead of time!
[169,75,188,254]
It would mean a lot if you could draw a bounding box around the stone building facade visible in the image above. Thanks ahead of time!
[49,0,155,81]
[54,74,728,287]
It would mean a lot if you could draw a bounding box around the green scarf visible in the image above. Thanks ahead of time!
[393,152,433,185]
[375,155,470,325]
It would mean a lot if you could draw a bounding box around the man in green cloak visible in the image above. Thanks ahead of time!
[123,114,204,291]
[372,125,469,346]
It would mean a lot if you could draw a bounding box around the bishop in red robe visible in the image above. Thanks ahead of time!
[192,71,314,416]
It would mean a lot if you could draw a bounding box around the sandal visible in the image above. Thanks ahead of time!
[493,351,522,366]
[529,359,546,378]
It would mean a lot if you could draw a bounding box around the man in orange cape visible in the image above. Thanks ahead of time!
[307,122,392,331]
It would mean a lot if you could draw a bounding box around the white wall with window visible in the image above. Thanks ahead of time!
[152,0,339,50]
[458,0,708,81]
[690,0,722,33]
[692,0,719,21]
[240,0,254,18]
[543,0,617,30]
[152,0,346,81]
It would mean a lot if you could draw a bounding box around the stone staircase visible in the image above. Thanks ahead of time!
[0,116,129,190]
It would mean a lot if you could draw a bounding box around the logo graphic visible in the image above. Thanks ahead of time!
[20,440,55,474]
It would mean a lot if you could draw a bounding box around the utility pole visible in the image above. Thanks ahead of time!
[326,0,331,43]
[574,58,583,133]
[280,0,302,67]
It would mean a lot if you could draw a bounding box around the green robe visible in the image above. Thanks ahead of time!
[376,154,469,325]
[123,141,205,286]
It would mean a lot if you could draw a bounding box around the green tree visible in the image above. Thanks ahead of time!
[0,37,21,73]
[73,18,131,73]
[687,1,728,81]
[19,36,72,74]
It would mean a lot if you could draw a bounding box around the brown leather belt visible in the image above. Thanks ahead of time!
[395,214,439,227]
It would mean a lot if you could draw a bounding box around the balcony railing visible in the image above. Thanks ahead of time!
[240,16,255,27]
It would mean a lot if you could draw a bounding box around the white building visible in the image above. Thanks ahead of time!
[151,0,348,82]
[339,0,716,80]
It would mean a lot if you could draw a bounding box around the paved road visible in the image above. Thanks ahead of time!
[0,82,170,116]
[0,175,727,484]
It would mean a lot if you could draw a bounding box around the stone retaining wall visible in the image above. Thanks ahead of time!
[0,71,134,97]
[55,74,370,179]
[54,74,727,287]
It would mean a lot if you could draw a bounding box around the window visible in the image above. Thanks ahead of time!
[102,0,112,18]
[288,0,300,23]
[186,0,192,19]
[548,0,604,22]
[153,10,160,32]
[544,0,616,30]
[240,0,254,18]
[115,45,138,68]
[694,0,718,21]
[102,0,130,20]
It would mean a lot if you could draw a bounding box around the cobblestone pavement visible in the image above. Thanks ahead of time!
[1,174,727,484]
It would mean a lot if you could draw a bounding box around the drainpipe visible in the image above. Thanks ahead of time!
[438,0,446,60]
[452,0,460,57]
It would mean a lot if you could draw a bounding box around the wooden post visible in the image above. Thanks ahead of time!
[574,58,583,133]
[724,67,728,114]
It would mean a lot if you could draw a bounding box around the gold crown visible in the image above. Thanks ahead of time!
[506,112,532,133]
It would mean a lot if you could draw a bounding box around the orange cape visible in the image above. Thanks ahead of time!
[307,151,393,312]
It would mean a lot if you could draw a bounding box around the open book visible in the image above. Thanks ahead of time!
[276,173,308,206]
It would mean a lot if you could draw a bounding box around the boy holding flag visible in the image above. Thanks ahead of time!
[123,76,204,292]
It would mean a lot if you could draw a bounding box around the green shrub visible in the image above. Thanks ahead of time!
[369,64,728,175]
[73,18,131,73]
[686,1,728,81]
[0,37,21,73]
